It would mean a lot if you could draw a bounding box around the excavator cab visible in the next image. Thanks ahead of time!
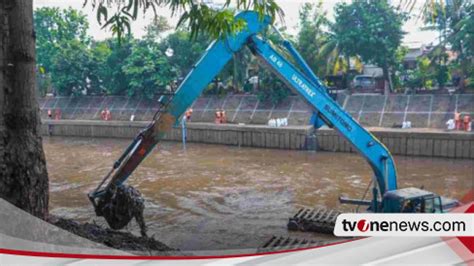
[382,187,458,213]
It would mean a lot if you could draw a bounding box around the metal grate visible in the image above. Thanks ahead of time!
[287,207,341,234]
[258,235,332,253]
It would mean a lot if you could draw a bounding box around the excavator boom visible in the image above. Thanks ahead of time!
[89,12,271,200]
[89,11,399,229]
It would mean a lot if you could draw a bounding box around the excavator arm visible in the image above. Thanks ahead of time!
[246,35,398,201]
[89,11,398,229]
[88,12,271,226]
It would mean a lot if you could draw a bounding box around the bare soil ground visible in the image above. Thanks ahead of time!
[49,216,177,255]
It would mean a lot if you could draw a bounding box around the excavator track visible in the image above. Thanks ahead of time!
[287,207,341,234]
[258,235,333,253]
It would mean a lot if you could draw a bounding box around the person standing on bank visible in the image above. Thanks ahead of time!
[454,111,462,130]
[47,109,53,136]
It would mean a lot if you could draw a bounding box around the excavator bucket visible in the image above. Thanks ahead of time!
[92,185,147,237]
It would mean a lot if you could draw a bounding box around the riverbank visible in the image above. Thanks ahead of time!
[41,120,474,159]
[38,94,474,129]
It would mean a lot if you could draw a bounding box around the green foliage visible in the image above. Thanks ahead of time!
[144,16,171,41]
[37,1,474,103]
[435,64,450,87]
[296,2,330,77]
[35,7,97,96]
[426,46,451,88]
[256,69,290,104]
[36,69,52,97]
[160,30,210,77]
[51,40,100,96]
[35,7,90,72]
[421,0,473,89]
[85,0,283,41]
[404,57,434,90]
[203,81,228,97]
[466,71,474,89]
[161,29,254,93]
[34,8,178,98]
[452,3,474,59]
[422,0,468,40]
[333,0,407,90]
[122,40,175,99]
[391,46,409,91]
[95,38,134,95]
[439,1,472,88]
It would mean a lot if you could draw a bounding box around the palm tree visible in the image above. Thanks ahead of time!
[318,34,347,77]
[318,30,364,90]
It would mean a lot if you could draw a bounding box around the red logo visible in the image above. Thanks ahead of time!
[357,219,369,232]
[457,204,474,253]
[443,189,474,263]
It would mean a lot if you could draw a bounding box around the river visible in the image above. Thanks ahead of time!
[44,137,473,252]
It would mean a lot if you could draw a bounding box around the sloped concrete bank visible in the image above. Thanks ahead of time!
[41,120,474,159]
[38,94,474,129]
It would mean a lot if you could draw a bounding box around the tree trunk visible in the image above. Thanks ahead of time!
[0,0,49,219]
[382,64,392,95]
[344,56,351,90]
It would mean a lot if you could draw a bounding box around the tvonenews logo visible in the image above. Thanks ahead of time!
[334,214,474,237]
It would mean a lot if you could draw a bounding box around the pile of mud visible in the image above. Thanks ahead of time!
[50,217,176,255]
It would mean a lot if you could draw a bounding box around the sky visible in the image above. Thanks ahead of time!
[34,0,439,47]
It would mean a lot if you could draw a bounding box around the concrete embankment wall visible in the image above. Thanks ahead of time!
[41,120,474,159]
[317,128,473,159]
[41,120,312,150]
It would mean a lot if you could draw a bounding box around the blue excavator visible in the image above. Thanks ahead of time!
[88,11,458,235]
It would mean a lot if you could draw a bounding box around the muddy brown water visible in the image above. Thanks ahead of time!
[44,137,473,251]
